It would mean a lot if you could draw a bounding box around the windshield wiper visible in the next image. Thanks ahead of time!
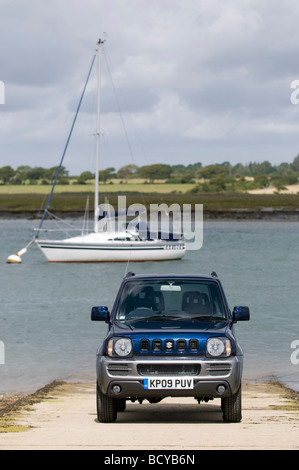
[125,314,183,322]
[191,315,226,322]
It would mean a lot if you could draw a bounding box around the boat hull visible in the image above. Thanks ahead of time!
[36,239,186,262]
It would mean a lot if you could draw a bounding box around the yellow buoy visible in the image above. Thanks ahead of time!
[6,240,33,264]
[6,254,22,264]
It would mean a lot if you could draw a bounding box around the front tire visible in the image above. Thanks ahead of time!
[222,385,242,422]
[96,383,117,422]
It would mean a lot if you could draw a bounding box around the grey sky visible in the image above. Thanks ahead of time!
[1,0,299,174]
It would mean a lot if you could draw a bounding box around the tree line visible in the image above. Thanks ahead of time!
[1,155,299,192]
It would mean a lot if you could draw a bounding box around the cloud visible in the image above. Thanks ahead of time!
[1,0,299,173]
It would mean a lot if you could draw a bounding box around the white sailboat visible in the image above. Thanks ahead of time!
[35,39,186,263]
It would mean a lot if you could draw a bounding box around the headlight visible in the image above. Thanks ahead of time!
[206,338,231,357]
[108,338,133,357]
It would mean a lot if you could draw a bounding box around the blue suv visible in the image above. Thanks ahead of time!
[91,272,250,423]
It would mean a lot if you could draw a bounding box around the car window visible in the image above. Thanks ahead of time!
[115,280,227,321]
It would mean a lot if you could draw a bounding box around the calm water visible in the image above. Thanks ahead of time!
[0,218,298,394]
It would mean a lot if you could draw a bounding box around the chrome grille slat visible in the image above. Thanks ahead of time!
[206,363,232,376]
[189,339,199,351]
[177,339,186,351]
[140,339,150,351]
[153,339,162,351]
[107,363,131,376]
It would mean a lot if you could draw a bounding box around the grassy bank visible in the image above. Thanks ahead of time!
[1,191,299,217]
[0,182,195,195]
[0,381,65,433]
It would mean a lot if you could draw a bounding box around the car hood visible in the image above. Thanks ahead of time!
[108,320,232,356]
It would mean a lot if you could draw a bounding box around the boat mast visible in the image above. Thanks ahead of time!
[94,39,104,233]
[34,45,97,240]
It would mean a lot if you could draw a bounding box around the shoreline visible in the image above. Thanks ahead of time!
[2,209,299,221]
[0,379,298,450]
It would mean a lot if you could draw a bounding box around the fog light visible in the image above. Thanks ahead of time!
[112,385,122,394]
[217,385,226,395]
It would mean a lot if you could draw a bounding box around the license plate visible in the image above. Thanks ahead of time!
[143,377,194,390]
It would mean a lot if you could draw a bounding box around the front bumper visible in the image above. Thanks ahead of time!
[97,355,243,398]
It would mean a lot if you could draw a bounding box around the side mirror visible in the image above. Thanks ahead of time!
[232,306,250,322]
[91,306,110,322]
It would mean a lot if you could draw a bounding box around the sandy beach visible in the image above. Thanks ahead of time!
[248,184,299,195]
[0,381,298,451]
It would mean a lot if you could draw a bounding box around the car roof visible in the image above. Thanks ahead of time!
[123,272,220,282]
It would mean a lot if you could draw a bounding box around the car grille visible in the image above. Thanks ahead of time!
[107,363,131,376]
[206,363,232,376]
[140,338,199,353]
[138,364,200,376]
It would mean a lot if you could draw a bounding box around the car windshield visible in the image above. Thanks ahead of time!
[115,279,227,322]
